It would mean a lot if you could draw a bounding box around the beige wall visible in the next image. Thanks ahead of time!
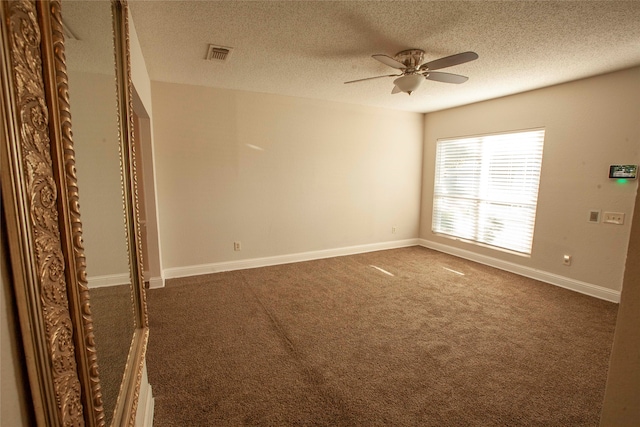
[130,9,164,288]
[600,161,640,425]
[151,82,424,270]
[420,67,640,292]
[128,10,152,116]
[68,70,130,282]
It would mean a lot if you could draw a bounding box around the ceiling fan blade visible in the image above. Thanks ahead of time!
[420,51,478,71]
[391,85,402,94]
[372,54,406,69]
[344,74,401,84]
[424,71,469,84]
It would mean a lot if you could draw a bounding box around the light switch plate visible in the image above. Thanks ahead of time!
[603,212,625,225]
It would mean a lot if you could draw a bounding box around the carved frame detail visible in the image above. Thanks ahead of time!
[1,0,149,425]
[40,0,106,425]
[1,0,85,425]
[110,2,150,425]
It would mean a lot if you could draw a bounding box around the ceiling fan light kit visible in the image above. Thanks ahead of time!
[345,48,478,96]
[394,74,423,95]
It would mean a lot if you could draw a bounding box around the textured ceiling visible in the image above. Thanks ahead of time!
[128,1,640,113]
[63,1,115,75]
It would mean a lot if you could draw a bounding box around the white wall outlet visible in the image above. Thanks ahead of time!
[392,226,397,234]
[234,241,241,251]
[603,212,625,225]
[588,210,600,223]
[563,255,572,266]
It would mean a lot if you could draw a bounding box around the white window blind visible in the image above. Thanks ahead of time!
[432,129,545,254]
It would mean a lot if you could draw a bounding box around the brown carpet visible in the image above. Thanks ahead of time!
[146,246,618,426]
[90,284,136,424]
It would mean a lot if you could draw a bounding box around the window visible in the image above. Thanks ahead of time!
[432,129,545,255]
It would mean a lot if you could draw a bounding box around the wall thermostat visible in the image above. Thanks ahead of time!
[609,165,638,179]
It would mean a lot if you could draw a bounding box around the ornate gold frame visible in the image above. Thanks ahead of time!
[0,1,148,425]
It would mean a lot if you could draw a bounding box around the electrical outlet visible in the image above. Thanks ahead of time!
[563,255,572,266]
[234,241,241,251]
[603,212,625,225]
[392,226,397,234]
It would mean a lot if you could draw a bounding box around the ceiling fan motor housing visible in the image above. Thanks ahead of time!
[394,49,425,70]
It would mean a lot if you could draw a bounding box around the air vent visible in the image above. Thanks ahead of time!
[206,44,232,62]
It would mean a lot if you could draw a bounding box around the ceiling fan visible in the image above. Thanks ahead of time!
[345,49,478,95]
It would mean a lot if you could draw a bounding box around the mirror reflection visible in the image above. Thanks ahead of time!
[63,1,136,424]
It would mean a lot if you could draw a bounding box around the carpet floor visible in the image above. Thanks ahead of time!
[146,246,618,426]
[90,284,135,424]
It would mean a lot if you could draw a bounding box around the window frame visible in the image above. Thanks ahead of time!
[431,128,545,256]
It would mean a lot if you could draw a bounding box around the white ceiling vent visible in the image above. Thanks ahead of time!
[206,44,232,62]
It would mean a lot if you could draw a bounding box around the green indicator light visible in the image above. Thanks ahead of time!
[617,179,628,184]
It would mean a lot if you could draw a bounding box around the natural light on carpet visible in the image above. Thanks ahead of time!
[442,267,465,276]
[370,265,394,276]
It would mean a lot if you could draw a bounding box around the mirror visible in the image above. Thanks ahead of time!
[63,1,136,424]
[0,0,149,425]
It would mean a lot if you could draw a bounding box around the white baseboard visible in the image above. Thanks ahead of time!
[163,239,420,279]
[419,239,620,303]
[147,276,165,289]
[87,273,130,289]
[140,384,154,427]
[88,273,165,290]
[161,238,620,303]
[135,362,154,427]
